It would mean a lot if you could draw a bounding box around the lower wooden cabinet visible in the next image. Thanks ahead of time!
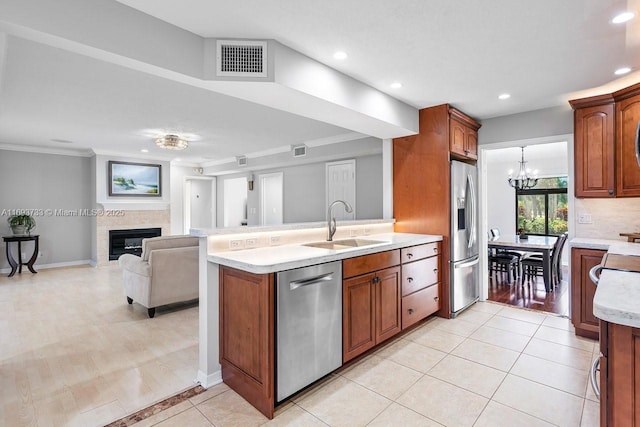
[599,320,640,426]
[343,266,401,363]
[402,284,440,329]
[219,266,275,419]
[570,248,606,339]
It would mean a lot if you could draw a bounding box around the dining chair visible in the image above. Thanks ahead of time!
[521,233,568,288]
[488,249,519,283]
[490,228,524,278]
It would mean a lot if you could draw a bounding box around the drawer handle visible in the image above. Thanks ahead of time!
[407,277,413,283]
[434,296,439,302]
[407,253,413,259]
[433,247,438,252]
[407,308,414,315]
[433,268,438,273]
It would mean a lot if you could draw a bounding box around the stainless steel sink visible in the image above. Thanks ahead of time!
[302,238,386,250]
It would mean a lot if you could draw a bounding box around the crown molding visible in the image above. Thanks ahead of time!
[0,142,93,157]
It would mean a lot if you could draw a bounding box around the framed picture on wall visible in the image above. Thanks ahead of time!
[108,161,162,196]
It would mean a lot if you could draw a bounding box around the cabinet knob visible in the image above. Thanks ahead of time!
[407,253,413,259]
[372,276,380,284]
[407,277,413,283]
[408,308,414,315]
[608,189,614,195]
[434,296,439,302]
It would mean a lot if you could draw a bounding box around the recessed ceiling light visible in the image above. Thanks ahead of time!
[333,51,348,60]
[498,93,511,100]
[140,149,149,153]
[50,138,73,144]
[615,66,631,75]
[174,158,181,162]
[612,12,635,24]
[390,82,402,89]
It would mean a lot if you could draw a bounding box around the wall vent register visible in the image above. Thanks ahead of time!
[216,40,267,77]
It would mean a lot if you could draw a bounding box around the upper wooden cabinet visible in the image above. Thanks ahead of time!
[570,82,640,198]
[449,108,480,161]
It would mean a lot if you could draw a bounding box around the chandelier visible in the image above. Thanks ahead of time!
[508,147,538,190]
[155,134,188,150]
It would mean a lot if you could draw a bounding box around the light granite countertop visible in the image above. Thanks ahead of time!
[569,237,631,251]
[207,232,442,274]
[594,242,640,328]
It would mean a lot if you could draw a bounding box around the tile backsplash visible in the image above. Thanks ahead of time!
[574,198,640,240]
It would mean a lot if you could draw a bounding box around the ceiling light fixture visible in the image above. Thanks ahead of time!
[615,67,631,75]
[333,51,348,60]
[390,82,402,89]
[612,11,635,24]
[498,93,511,100]
[155,134,188,150]
[508,147,538,190]
[140,149,149,153]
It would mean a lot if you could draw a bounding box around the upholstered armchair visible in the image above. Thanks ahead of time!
[118,235,199,318]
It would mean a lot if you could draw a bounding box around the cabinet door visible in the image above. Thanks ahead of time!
[570,248,605,339]
[450,118,467,157]
[616,95,640,197]
[574,104,615,197]
[375,266,401,343]
[465,127,478,160]
[343,273,376,362]
[220,267,274,418]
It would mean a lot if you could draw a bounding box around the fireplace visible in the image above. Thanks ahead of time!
[109,228,162,260]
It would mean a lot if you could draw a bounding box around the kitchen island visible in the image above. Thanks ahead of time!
[192,220,443,418]
[592,242,640,426]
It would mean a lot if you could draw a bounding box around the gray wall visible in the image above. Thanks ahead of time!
[216,153,383,226]
[0,149,92,268]
[479,105,573,144]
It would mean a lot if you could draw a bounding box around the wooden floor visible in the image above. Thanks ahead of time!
[487,265,569,316]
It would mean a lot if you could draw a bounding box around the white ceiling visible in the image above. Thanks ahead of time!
[0,0,639,166]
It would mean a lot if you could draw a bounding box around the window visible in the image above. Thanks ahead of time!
[516,177,568,235]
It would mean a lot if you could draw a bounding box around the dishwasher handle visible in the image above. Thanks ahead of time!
[590,356,601,400]
[290,272,335,290]
[589,265,603,286]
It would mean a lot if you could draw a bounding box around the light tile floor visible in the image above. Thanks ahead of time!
[0,265,199,426]
[135,301,600,427]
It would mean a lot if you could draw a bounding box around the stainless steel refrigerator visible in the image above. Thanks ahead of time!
[450,160,479,317]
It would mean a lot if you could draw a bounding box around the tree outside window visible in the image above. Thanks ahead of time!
[516,177,568,235]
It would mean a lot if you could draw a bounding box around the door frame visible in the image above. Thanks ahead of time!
[183,176,216,233]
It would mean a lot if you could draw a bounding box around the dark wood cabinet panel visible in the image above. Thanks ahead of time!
[466,128,478,160]
[449,110,479,160]
[401,256,439,296]
[375,266,401,343]
[573,103,615,197]
[220,266,274,418]
[343,250,400,279]
[343,272,376,362]
[402,284,440,329]
[570,248,605,339]
[616,94,640,197]
[600,320,640,426]
[450,118,466,158]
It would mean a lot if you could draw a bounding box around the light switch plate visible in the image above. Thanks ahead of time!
[578,213,592,224]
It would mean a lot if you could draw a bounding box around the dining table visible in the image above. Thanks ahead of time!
[488,234,558,292]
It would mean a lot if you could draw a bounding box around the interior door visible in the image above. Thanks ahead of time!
[326,160,356,220]
[260,172,283,225]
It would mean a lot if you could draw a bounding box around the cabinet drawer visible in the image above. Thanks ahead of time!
[401,256,439,296]
[401,242,440,263]
[402,284,440,329]
[343,250,400,279]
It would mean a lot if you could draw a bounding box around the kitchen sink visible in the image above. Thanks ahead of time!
[302,238,386,250]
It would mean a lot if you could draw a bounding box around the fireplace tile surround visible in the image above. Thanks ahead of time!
[96,209,170,266]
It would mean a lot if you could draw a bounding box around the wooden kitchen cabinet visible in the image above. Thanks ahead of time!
[450,110,479,161]
[219,266,274,418]
[342,265,401,363]
[394,104,479,318]
[599,319,640,426]
[570,248,606,339]
[616,88,640,197]
[401,242,441,329]
[571,99,615,197]
[570,82,640,198]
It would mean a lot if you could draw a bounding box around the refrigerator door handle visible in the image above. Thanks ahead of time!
[466,173,477,249]
[454,256,479,269]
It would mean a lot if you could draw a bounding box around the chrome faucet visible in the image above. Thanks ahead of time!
[327,200,353,241]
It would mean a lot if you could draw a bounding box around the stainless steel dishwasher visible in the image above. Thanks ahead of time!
[276,261,342,401]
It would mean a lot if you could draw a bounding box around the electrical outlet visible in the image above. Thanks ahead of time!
[270,235,281,245]
[245,238,257,248]
[578,213,592,224]
[229,239,244,249]
[38,252,43,258]
[349,228,357,237]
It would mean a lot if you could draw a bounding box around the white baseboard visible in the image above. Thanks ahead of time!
[195,370,222,389]
[0,259,93,274]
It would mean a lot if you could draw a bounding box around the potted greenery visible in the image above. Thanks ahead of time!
[8,214,36,235]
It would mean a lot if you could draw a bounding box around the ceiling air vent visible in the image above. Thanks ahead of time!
[216,40,267,77]
[236,156,248,166]
[292,145,307,157]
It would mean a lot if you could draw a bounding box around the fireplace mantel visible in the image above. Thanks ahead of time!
[98,202,170,211]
